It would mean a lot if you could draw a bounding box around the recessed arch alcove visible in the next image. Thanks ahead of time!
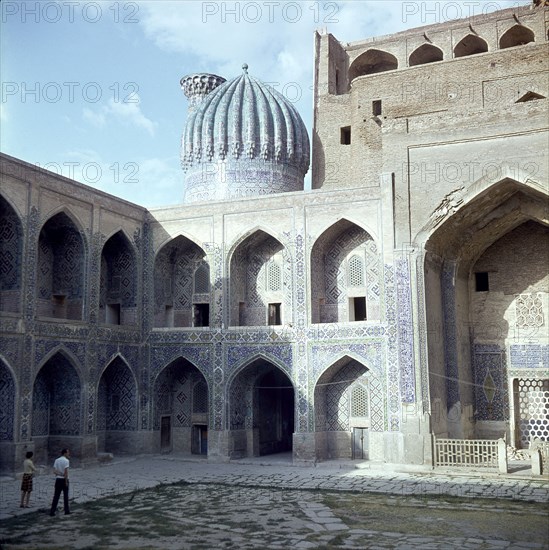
[421,177,548,443]
[310,219,381,324]
[454,34,488,57]
[348,49,398,82]
[153,357,209,455]
[99,231,137,326]
[409,44,443,66]
[227,356,294,458]
[153,235,209,328]
[499,25,535,49]
[0,195,23,314]
[229,229,289,327]
[36,211,86,320]
[97,355,138,454]
[32,351,82,463]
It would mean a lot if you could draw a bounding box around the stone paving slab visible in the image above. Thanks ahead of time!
[1,478,547,550]
[1,454,547,522]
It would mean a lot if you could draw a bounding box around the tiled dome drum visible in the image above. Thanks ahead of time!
[181,65,310,203]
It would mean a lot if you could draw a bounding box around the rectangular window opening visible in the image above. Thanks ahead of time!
[106,303,121,325]
[340,126,351,145]
[268,303,282,325]
[350,297,367,322]
[193,303,210,327]
[372,100,382,116]
[52,294,67,319]
[165,305,174,327]
[475,272,489,292]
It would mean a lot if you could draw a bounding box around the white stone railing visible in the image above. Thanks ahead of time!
[434,437,507,473]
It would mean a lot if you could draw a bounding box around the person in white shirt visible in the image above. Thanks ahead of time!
[49,449,70,516]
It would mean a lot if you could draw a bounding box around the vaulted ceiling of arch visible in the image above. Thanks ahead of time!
[425,180,548,274]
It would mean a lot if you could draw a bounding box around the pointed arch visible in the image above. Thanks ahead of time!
[454,34,488,57]
[409,43,443,66]
[153,234,209,328]
[35,345,84,381]
[228,228,289,327]
[313,354,383,460]
[32,350,82,437]
[226,225,286,266]
[153,230,206,262]
[36,211,86,320]
[310,219,381,324]
[416,174,548,258]
[100,230,137,325]
[227,354,294,457]
[0,357,16,441]
[421,176,548,440]
[153,356,210,454]
[227,352,293,389]
[349,49,398,81]
[0,194,24,313]
[97,355,138,450]
[500,25,535,49]
[97,352,135,384]
[153,355,210,391]
[40,205,87,237]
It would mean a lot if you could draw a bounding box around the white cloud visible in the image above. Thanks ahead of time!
[83,107,106,128]
[82,94,157,136]
[137,0,529,132]
[59,149,182,206]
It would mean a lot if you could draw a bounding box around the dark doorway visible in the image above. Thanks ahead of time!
[160,415,171,452]
[352,427,369,459]
[257,370,294,455]
[192,424,208,455]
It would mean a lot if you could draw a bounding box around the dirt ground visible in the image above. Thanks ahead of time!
[1,482,548,549]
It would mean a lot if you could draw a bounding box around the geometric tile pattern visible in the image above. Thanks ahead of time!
[100,231,137,309]
[313,354,385,432]
[153,236,208,327]
[153,359,207,429]
[32,352,81,436]
[396,257,415,403]
[229,231,288,326]
[0,360,15,440]
[509,344,549,370]
[37,213,85,310]
[516,378,549,447]
[97,357,138,430]
[516,293,544,328]
[442,262,460,408]
[382,263,401,431]
[473,346,508,421]
[315,360,367,431]
[310,221,381,324]
[0,196,23,295]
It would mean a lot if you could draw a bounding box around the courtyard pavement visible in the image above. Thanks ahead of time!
[0,454,548,549]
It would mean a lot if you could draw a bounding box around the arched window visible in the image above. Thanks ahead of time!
[348,255,365,287]
[194,263,210,294]
[409,44,443,66]
[499,25,535,49]
[454,35,488,57]
[193,381,208,414]
[349,49,398,81]
[266,262,282,292]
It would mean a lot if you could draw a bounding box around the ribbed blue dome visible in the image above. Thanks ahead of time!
[180,66,310,203]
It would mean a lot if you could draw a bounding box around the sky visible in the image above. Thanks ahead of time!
[1,0,530,206]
